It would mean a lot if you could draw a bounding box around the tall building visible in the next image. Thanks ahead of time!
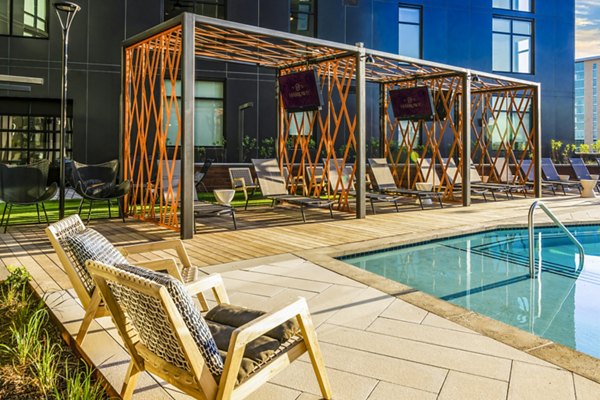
[0,0,574,164]
[575,56,600,144]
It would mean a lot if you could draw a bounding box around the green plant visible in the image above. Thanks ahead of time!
[33,337,60,396]
[562,143,577,163]
[1,308,47,366]
[0,266,31,307]
[55,362,106,400]
[259,137,276,158]
[242,135,257,162]
[579,143,590,153]
[550,139,563,163]
[592,140,600,153]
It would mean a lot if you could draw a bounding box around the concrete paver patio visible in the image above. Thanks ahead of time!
[2,194,600,399]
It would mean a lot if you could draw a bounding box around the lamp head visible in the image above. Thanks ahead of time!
[365,54,376,64]
[54,1,81,13]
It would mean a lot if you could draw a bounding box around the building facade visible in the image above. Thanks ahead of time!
[574,56,600,144]
[0,0,574,165]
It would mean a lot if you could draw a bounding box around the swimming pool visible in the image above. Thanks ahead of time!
[340,225,600,359]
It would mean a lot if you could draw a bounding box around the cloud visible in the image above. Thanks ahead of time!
[576,17,596,27]
[576,27,600,58]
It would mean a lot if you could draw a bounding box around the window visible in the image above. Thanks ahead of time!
[0,0,48,38]
[165,80,224,150]
[0,99,73,164]
[164,0,225,20]
[290,0,316,37]
[493,0,532,12]
[575,62,585,141]
[492,17,532,74]
[398,5,421,58]
[594,64,598,141]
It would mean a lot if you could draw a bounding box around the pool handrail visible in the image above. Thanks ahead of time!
[528,201,584,278]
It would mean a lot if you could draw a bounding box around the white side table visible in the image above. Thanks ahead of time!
[580,179,597,198]
[213,189,236,205]
[415,182,434,205]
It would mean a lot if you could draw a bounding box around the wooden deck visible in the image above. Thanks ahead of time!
[2,194,600,399]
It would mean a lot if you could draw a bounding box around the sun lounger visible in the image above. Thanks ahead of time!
[541,158,582,194]
[421,158,496,201]
[252,159,334,222]
[518,159,557,195]
[491,157,529,196]
[368,158,443,209]
[569,158,600,191]
[325,158,404,214]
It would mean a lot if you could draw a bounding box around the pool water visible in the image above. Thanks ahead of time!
[341,225,600,359]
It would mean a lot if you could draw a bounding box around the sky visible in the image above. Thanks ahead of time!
[576,0,600,59]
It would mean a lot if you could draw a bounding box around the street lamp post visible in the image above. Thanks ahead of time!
[54,1,80,219]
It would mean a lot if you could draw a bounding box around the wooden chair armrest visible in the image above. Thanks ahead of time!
[184,273,229,304]
[119,239,193,268]
[232,177,246,189]
[134,258,184,282]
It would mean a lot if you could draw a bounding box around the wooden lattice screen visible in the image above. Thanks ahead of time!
[278,56,358,211]
[382,77,536,201]
[123,25,184,230]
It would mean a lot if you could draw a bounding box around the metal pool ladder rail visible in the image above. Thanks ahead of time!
[528,200,584,278]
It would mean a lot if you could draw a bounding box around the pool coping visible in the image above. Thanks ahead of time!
[295,219,600,385]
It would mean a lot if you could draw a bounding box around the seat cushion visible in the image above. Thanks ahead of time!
[63,228,128,295]
[205,303,301,384]
[115,263,225,378]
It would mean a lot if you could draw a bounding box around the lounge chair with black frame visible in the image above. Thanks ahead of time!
[161,160,237,231]
[0,160,58,233]
[45,214,215,345]
[540,158,582,195]
[194,158,213,192]
[490,157,530,197]
[421,158,495,201]
[252,158,334,222]
[518,159,557,195]
[229,167,259,210]
[325,158,404,214]
[87,259,332,400]
[71,159,131,223]
[569,157,600,191]
[368,158,443,209]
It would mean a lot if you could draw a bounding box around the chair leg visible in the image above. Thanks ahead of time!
[438,196,444,208]
[107,200,112,218]
[120,360,142,400]
[417,197,424,210]
[300,204,307,223]
[231,210,237,230]
[297,308,333,400]
[0,203,6,227]
[35,203,41,223]
[77,198,85,215]
[76,290,102,345]
[370,198,376,214]
[87,201,93,224]
[119,198,125,222]
[328,204,333,219]
[4,204,13,233]
[41,202,50,225]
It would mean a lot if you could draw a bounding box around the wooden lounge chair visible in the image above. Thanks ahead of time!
[251,159,334,222]
[45,214,209,345]
[87,260,333,400]
[540,158,582,194]
[325,158,404,213]
[368,158,443,209]
[228,167,259,210]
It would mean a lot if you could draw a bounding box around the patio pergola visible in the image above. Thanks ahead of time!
[121,13,541,239]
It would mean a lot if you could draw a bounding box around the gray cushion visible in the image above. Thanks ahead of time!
[63,228,128,295]
[115,263,225,378]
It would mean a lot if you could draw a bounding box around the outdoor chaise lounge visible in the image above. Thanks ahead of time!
[252,159,334,222]
[518,159,558,195]
[325,158,404,213]
[569,157,600,191]
[45,214,211,345]
[229,167,259,210]
[87,259,332,400]
[489,157,529,197]
[419,158,495,201]
[162,160,237,230]
[541,158,582,194]
[368,158,443,209]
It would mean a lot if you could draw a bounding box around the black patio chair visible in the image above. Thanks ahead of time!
[71,159,131,223]
[0,159,58,233]
[194,158,213,192]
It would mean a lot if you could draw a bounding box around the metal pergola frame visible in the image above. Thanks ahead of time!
[121,13,541,239]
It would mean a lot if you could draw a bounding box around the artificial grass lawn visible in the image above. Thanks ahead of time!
[1,191,274,227]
